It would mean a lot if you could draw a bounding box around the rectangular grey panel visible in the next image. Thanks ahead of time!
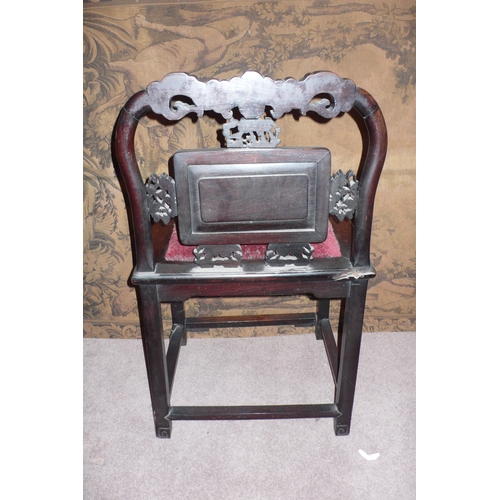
[198,173,309,223]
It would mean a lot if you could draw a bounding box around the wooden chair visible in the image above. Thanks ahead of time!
[113,71,387,438]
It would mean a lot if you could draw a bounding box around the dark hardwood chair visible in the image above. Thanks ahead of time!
[113,71,387,438]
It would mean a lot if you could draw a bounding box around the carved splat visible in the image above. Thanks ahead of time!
[193,245,243,267]
[265,243,314,266]
[145,173,177,224]
[329,170,359,221]
[223,118,281,148]
[145,71,358,121]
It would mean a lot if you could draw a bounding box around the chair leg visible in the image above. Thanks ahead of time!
[166,302,186,394]
[171,302,187,346]
[137,285,172,438]
[334,280,368,436]
[315,299,330,340]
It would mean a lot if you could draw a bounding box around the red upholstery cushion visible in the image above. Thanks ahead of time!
[165,223,342,262]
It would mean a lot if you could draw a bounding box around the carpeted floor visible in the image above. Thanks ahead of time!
[83,332,415,499]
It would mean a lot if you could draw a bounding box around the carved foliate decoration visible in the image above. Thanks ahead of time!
[223,118,281,148]
[193,245,243,267]
[265,243,314,266]
[329,170,359,221]
[145,71,358,121]
[145,173,177,224]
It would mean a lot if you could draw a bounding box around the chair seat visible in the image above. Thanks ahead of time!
[165,222,342,262]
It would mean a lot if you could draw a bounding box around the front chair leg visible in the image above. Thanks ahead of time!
[137,285,172,438]
[334,280,368,436]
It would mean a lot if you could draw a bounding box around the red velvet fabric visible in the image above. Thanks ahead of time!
[165,223,342,262]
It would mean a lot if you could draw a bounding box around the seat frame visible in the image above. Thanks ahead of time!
[113,71,387,438]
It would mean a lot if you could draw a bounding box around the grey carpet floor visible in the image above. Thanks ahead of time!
[84,332,415,499]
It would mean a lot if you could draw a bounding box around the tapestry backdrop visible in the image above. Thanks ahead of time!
[83,0,416,338]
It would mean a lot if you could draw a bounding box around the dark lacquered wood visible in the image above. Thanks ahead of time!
[350,89,388,267]
[166,324,184,393]
[333,280,368,436]
[173,148,331,245]
[186,313,317,330]
[112,71,387,438]
[170,301,187,346]
[136,285,171,438]
[315,299,330,340]
[319,318,339,387]
[156,279,352,302]
[168,404,341,420]
[151,255,354,277]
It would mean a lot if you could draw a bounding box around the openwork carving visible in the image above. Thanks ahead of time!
[146,71,358,121]
[223,118,281,148]
[193,245,243,267]
[329,170,359,221]
[145,173,177,224]
[265,243,314,266]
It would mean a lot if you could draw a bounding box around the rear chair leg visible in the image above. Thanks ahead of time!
[171,302,187,345]
[315,299,330,340]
